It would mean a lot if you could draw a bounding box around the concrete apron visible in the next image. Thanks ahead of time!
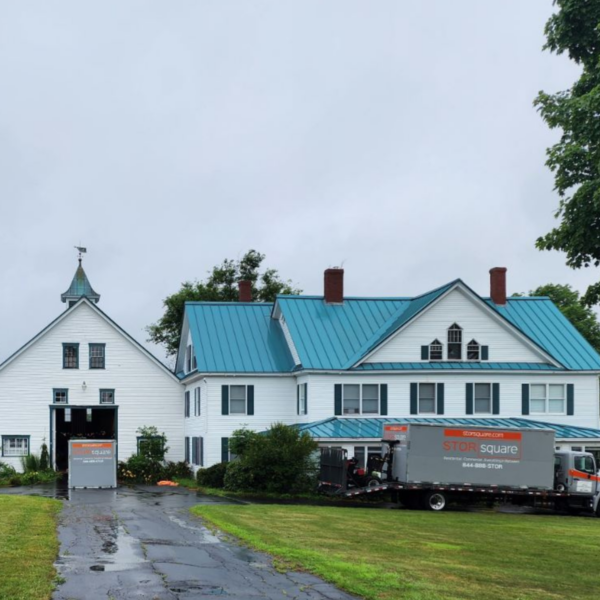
[2,484,356,600]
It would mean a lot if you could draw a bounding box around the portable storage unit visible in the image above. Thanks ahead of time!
[68,439,117,489]
[386,424,555,489]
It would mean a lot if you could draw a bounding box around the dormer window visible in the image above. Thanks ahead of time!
[429,339,443,361]
[467,339,480,361]
[447,324,462,360]
[185,345,192,373]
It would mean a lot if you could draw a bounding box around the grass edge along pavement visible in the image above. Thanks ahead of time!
[0,495,62,600]
[192,504,600,600]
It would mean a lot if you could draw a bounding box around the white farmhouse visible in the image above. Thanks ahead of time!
[0,259,183,470]
[178,268,600,468]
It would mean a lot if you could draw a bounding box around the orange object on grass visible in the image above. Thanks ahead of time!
[157,480,179,486]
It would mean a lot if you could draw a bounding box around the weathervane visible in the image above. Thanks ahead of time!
[74,245,87,264]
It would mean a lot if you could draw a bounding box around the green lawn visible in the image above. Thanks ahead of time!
[193,504,600,600]
[0,496,62,600]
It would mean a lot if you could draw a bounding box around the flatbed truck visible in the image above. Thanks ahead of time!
[318,423,600,514]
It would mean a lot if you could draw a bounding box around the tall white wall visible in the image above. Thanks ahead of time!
[184,375,297,467]
[0,302,183,470]
[367,288,543,363]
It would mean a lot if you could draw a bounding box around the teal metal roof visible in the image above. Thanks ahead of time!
[353,362,561,371]
[297,417,600,441]
[186,303,295,373]
[488,297,600,371]
[61,261,100,304]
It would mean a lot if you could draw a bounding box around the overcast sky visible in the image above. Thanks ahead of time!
[0,1,593,365]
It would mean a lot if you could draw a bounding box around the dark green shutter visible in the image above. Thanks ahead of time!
[297,385,300,415]
[421,346,429,360]
[185,391,190,418]
[492,383,500,415]
[481,346,489,360]
[436,383,444,415]
[334,384,342,416]
[221,437,229,463]
[200,437,204,467]
[410,383,418,415]
[184,437,190,463]
[567,384,574,415]
[221,386,229,415]
[304,383,308,414]
[380,384,388,416]
[247,385,254,415]
[521,384,529,415]
[466,383,474,415]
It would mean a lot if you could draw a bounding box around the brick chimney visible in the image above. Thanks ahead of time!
[238,280,252,302]
[489,267,507,305]
[324,268,344,304]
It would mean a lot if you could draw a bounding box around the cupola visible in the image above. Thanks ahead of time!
[61,254,100,308]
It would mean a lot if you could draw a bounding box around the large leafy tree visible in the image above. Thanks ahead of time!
[535,0,600,306]
[147,250,301,356]
[515,284,600,352]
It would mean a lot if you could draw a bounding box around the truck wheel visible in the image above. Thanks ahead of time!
[423,491,447,511]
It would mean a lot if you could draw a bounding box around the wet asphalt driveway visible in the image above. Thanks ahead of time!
[2,484,355,600]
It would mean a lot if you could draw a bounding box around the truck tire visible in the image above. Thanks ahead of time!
[422,491,447,511]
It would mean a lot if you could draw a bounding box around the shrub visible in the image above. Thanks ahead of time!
[225,424,318,494]
[0,462,16,479]
[163,461,193,480]
[196,462,228,488]
[20,454,41,473]
[40,443,49,471]
[118,454,163,484]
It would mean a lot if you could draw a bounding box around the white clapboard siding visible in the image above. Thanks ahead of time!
[301,372,599,428]
[0,301,183,470]
[367,288,544,363]
[184,376,297,468]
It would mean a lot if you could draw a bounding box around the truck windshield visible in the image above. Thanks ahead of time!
[574,455,596,475]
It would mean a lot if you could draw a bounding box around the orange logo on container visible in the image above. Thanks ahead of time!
[444,429,522,441]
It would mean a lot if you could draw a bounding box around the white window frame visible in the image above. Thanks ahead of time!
[418,383,436,415]
[298,384,307,416]
[473,382,492,414]
[229,385,248,415]
[342,384,380,416]
[429,339,443,361]
[194,387,201,416]
[467,339,480,361]
[2,436,29,457]
[529,383,566,415]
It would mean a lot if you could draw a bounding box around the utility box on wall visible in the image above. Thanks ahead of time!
[68,440,117,489]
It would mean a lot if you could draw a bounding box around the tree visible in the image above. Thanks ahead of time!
[147,250,301,356]
[515,284,600,353]
[534,0,600,306]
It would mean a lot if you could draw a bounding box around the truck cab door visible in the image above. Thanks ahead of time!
[569,454,598,495]
[554,455,567,491]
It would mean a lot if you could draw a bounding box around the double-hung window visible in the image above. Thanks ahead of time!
[63,343,79,369]
[230,385,247,415]
[342,384,380,415]
[89,344,105,369]
[530,384,565,414]
[2,436,29,457]
[298,383,307,416]
[474,383,491,414]
[418,383,436,414]
[194,387,201,416]
[53,389,68,404]
[185,345,192,373]
[447,324,462,360]
[353,446,384,469]
[99,389,115,405]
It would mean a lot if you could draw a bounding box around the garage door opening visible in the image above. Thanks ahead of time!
[53,407,117,471]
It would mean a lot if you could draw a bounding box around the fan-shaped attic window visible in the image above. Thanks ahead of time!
[447,323,462,360]
[429,339,443,361]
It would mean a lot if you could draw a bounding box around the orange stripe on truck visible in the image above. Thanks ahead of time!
[444,429,522,441]
[568,468,600,482]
